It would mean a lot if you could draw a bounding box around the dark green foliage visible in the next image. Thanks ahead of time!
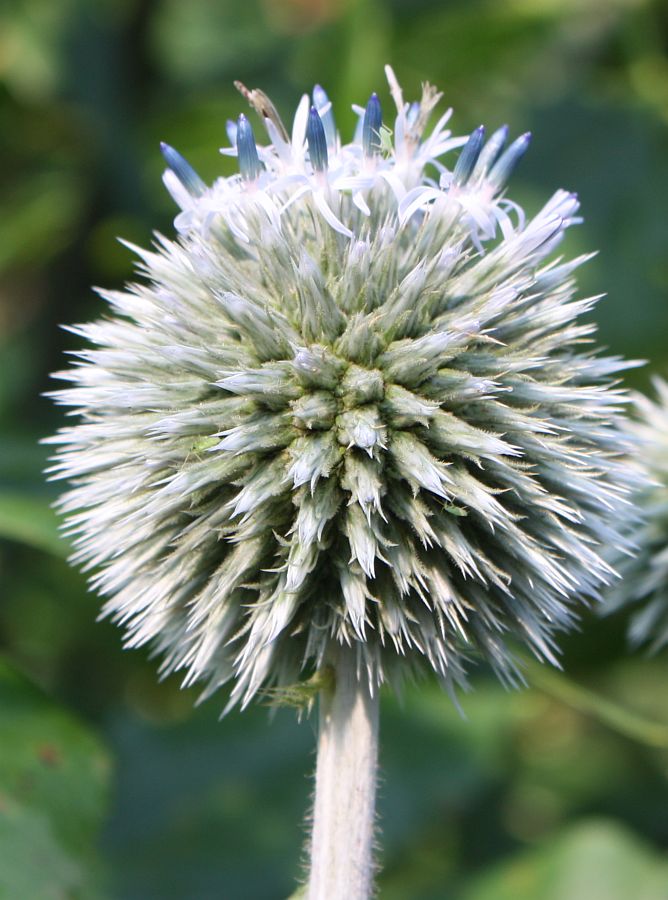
[2,0,668,897]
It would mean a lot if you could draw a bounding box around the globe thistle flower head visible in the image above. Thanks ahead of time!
[47,67,638,711]
[605,379,668,651]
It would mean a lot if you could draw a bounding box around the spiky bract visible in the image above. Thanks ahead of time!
[48,71,637,709]
[605,379,668,651]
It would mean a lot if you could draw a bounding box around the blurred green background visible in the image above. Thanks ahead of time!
[1,0,668,897]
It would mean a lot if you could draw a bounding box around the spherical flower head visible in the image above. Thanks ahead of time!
[47,68,638,711]
[604,379,668,651]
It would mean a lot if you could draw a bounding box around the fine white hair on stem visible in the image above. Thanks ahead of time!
[47,68,641,712]
[308,645,379,900]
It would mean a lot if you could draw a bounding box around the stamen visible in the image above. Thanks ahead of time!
[159,143,206,196]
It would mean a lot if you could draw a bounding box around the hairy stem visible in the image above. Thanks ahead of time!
[307,645,380,900]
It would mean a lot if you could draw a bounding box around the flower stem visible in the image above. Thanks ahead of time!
[307,645,380,900]
[523,658,668,749]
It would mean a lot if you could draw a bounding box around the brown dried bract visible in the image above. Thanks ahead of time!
[234,81,290,143]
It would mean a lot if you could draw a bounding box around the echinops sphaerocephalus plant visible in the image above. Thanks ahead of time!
[47,67,639,899]
[605,379,668,652]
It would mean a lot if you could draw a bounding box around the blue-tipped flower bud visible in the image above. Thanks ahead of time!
[236,114,262,182]
[362,93,382,157]
[313,85,336,148]
[488,131,532,188]
[473,124,509,177]
[452,125,485,186]
[160,142,206,196]
[307,106,329,173]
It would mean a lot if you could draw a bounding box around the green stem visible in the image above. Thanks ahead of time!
[526,661,668,748]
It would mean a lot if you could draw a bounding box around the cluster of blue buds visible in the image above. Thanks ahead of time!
[157,70,539,248]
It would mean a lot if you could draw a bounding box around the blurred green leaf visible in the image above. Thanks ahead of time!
[101,703,310,900]
[0,491,66,557]
[0,173,83,274]
[0,657,112,897]
[151,0,278,83]
[526,660,668,748]
[463,819,668,900]
[0,796,90,900]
